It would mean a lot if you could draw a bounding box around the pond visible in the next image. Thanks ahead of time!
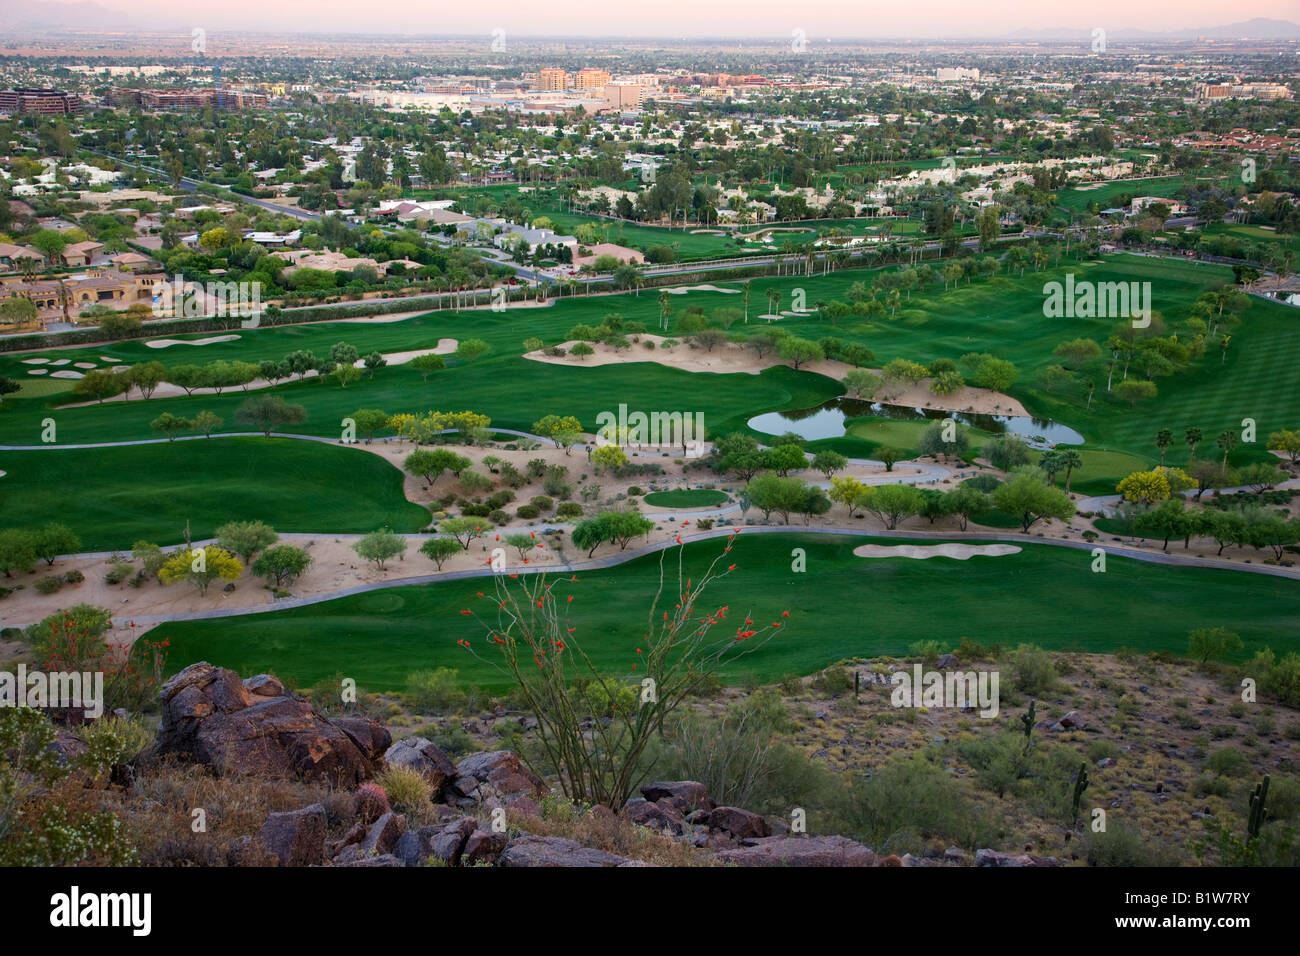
[748,397,1085,448]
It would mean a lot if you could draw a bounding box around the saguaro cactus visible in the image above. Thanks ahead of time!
[1072,762,1090,822]
[1020,700,1037,745]
[1248,775,1271,840]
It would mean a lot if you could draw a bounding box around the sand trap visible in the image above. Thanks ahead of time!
[100,356,121,362]
[853,543,1022,560]
[145,335,241,348]
[689,229,726,235]
[49,359,70,366]
[27,368,47,375]
[20,358,49,365]
[50,370,84,379]
[73,362,96,369]
[330,310,444,324]
[352,339,458,367]
[663,285,740,294]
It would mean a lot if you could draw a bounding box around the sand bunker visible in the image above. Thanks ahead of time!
[99,356,121,362]
[50,370,84,379]
[27,368,47,375]
[73,362,96,369]
[352,339,457,367]
[853,543,1022,560]
[663,285,740,294]
[145,335,241,348]
[49,359,70,366]
[20,358,49,365]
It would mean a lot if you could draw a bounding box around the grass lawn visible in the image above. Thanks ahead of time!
[0,437,431,550]
[1056,175,1193,213]
[642,488,729,508]
[146,532,1300,693]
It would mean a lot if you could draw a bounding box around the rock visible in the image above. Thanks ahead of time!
[1096,757,1115,768]
[260,803,327,867]
[454,751,547,805]
[393,816,477,867]
[708,806,770,840]
[153,662,389,787]
[384,737,458,796]
[715,836,875,867]
[334,854,404,867]
[974,848,1063,867]
[48,729,88,766]
[640,780,714,813]
[335,811,406,863]
[499,835,632,867]
[936,654,959,668]
[1057,711,1086,730]
[463,829,508,866]
[243,674,285,697]
[623,797,687,835]
[226,835,265,867]
[943,846,968,862]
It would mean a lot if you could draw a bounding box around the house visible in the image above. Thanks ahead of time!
[0,243,47,268]
[242,230,302,247]
[491,223,578,254]
[110,252,155,272]
[63,241,106,267]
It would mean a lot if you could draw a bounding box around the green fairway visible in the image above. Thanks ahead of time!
[1057,176,1193,213]
[642,488,729,508]
[147,532,1300,693]
[0,437,431,550]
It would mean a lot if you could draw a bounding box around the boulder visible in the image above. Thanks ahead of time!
[936,654,959,668]
[640,780,714,813]
[260,803,328,867]
[334,811,406,863]
[393,816,477,867]
[974,848,1063,867]
[385,737,458,796]
[714,836,875,867]
[451,751,546,807]
[623,797,687,835]
[153,662,389,787]
[499,835,633,867]
[334,854,404,867]
[463,829,508,866]
[708,806,770,840]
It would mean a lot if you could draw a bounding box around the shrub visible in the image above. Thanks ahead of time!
[34,576,63,595]
[405,668,464,713]
[529,495,554,512]
[1082,821,1180,866]
[105,562,133,585]
[489,509,510,525]
[556,502,584,519]
[63,569,84,584]
[1009,644,1057,697]
[376,766,434,822]
[1206,748,1252,777]
[516,504,541,520]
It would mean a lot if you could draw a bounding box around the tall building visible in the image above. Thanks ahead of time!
[0,88,83,115]
[535,69,569,91]
[110,88,268,110]
[604,82,646,110]
[574,68,611,91]
[935,67,980,82]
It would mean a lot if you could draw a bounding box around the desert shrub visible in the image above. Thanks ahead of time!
[516,505,541,520]
[427,725,480,758]
[63,569,85,584]
[556,502,584,519]
[34,576,63,595]
[812,665,854,694]
[908,639,945,662]
[377,765,435,822]
[1082,821,1181,866]
[489,509,510,525]
[1194,774,1233,797]
[529,495,554,512]
[1008,644,1057,697]
[105,562,133,585]
[405,668,465,713]
[1206,748,1252,778]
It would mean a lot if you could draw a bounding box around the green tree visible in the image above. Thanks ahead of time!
[992,473,1075,533]
[158,546,243,595]
[215,520,279,563]
[31,523,80,566]
[252,545,313,587]
[1188,627,1244,665]
[419,536,463,570]
[150,412,193,441]
[353,529,407,570]
[858,483,925,529]
[409,352,446,382]
[235,395,307,436]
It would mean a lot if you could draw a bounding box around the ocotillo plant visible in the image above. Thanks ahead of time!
[1072,761,1090,823]
[1248,775,1271,840]
[1020,700,1037,747]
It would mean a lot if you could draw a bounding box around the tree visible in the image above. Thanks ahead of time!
[744,474,809,525]
[533,414,585,454]
[127,361,166,399]
[811,450,848,478]
[1039,449,1065,486]
[943,485,990,531]
[456,339,491,362]
[992,473,1075,533]
[1185,427,1203,460]
[778,337,824,370]
[1155,427,1173,466]
[858,483,924,530]
[1116,469,1172,506]
[1217,430,1238,468]
[404,448,470,488]
[983,435,1031,472]
[439,517,486,550]
[829,476,869,517]
[73,369,127,404]
[917,421,971,462]
[158,546,243,595]
[877,446,901,472]
[150,412,193,441]
[1058,449,1083,495]
[1053,337,1101,370]
[1188,627,1243,665]
[1236,461,1284,493]
[409,352,446,382]
[236,395,307,436]
[332,363,361,388]
[763,443,807,477]
[0,528,37,578]
[252,545,312,587]
[1113,379,1157,408]
[215,520,279,563]
[603,510,655,550]
[842,369,882,399]
[571,342,595,360]
[419,536,462,570]
[1134,496,1188,551]
[0,376,21,404]
[591,444,628,473]
[353,529,407,569]
[31,523,80,566]
[572,517,609,557]
[1267,428,1300,464]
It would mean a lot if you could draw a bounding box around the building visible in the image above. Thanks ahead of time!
[574,69,611,91]
[0,88,83,115]
[603,82,646,110]
[936,68,980,82]
[62,241,106,267]
[110,88,268,110]
[535,69,569,92]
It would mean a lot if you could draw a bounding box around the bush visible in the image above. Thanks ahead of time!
[1206,748,1252,777]
[516,504,541,520]
[1082,821,1180,866]
[556,502,584,519]
[34,576,63,595]
[63,569,84,584]
[405,668,464,713]
[529,495,554,512]
[105,562,133,585]
[376,766,434,821]
[1009,644,1057,697]
[811,665,854,694]
[489,509,510,525]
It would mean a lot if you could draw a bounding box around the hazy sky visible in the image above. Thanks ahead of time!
[65,0,1300,37]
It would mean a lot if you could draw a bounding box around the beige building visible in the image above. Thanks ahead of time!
[603,82,646,110]
[574,69,611,91]
[535,69,569,91]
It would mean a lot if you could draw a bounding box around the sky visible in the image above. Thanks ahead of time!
[47,0,1300,38]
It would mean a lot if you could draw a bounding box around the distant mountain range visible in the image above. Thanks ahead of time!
[0,2,1297,43]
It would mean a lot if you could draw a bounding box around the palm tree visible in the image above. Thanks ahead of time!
[1155,427,1173,466]
[742,283,751,323]
[766,288,781,320]
[1185,427,1203,460]
[657,289,671,331]
[1217,429,1237,468]
[1060,450,1083,495]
